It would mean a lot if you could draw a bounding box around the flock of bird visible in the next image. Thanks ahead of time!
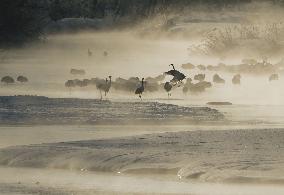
[65,63,190,100]
[65,64,217,100]
[65,49,226,100]
[65,60,280,100]
[1,75,28,84]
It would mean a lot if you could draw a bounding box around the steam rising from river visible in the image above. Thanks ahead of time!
[0,31,283,105]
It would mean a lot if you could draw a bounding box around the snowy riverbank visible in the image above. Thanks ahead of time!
[1,128,284,184]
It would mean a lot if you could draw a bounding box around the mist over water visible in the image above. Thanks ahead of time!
[0,31,284,106]
[0,32,186,96]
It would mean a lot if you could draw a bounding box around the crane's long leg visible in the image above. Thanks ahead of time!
[100,90,102,100]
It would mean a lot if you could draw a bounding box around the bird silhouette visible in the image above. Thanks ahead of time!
[164,82,172,98]
[105,76,112,96]
[164,64,177,76]
[135,78,145,100]
[88,49,92,57]
[96,78,108,100]
[65,80,76,94]
[164,64,186,86]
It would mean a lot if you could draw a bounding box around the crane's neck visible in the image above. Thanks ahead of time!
[108,77,111,85]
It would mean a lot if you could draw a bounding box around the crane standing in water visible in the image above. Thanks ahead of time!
[105,76,112,96]
[135,78,145,100]
[88,49,92,57]
[164,82,172,98]
[96,78,108,100]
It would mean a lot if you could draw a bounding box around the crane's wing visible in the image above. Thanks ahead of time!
[164,70,176,76]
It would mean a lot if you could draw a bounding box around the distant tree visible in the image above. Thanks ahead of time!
[17,75,28,83]
[1,76,15,84]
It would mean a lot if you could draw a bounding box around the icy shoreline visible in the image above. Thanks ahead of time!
[2,167,284,195]
[1,128,284,184]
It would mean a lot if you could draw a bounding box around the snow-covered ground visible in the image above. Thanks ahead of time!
[1,166,284,195]
[1,128,284,182]
[1,128,284,194]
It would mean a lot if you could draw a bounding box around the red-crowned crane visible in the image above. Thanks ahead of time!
[164,64,186,86]
[135,78,144,100]
[164,82,172,98]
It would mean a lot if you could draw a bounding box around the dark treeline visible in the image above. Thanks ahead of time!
[1,0,283,47]
[47,0,254,20]
[0,0,50,47]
